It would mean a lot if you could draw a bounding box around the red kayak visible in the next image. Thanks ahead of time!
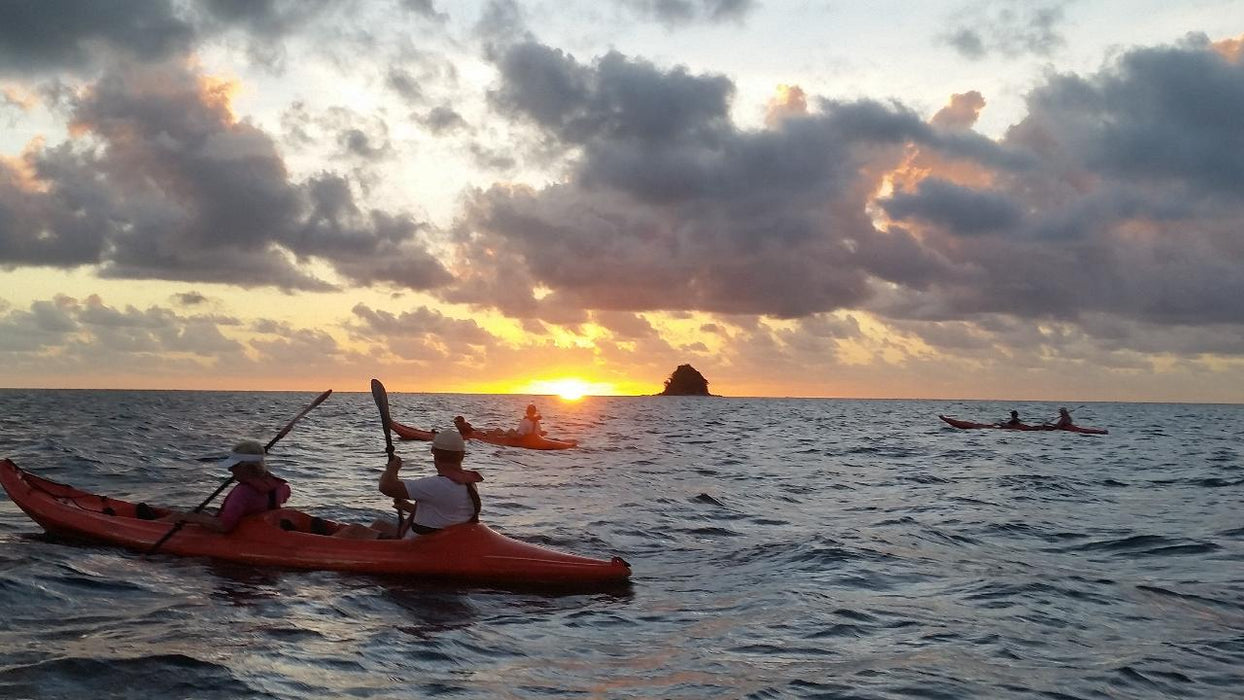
[391,420,579,450]
[939,415,1108,435]
[0,459,630,588]
[390,420,435,441]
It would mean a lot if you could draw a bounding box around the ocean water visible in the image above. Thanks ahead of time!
[0,389,1241,699]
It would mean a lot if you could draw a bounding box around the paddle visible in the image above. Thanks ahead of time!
[370,378,395,459]
[146,389,333,555]
[370,378,408,536]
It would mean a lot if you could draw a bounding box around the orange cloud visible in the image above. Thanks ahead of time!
[765,84,808,127]
[1212,34,1243,63]
[930,91,985,129]
[1,83,39,110]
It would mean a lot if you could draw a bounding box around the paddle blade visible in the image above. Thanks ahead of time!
[371,378,395,456]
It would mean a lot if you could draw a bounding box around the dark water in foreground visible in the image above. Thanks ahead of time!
[0,390,1241,699]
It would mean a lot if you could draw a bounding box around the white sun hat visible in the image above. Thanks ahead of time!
[218,439,266,469]
[431,430,466,452]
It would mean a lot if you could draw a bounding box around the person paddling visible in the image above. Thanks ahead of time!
[1052,407,1075,429]
[157,440,290,533]
[336,430,484,539]
[1000,410,1023,428]
[514,404,543,438]
[453,415,476,438]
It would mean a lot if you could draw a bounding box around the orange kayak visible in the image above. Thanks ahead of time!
[390,420,435,441]
[0,459,630,588]
[390,420,579,450]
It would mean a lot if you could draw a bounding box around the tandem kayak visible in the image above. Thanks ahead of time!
[390,420,579,450]
[0,459,630,588]
[938,415,1108,435]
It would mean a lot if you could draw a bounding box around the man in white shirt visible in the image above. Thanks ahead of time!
[378,430,483,536]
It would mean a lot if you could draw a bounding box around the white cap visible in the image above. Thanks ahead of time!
[431,430,466,452]
[218,439,266,468]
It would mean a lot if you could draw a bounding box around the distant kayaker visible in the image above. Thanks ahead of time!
[1053,407,1074,429]
[453,415,476,438]
[1001,410,1023,428]
[157,440,290,533]
[515,404,543,438]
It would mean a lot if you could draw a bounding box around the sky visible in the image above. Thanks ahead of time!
[1,0,1243,402]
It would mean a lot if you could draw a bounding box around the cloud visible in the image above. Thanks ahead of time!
[454,42,1027,321]
[0,293,245,358]
[0,0,335,75]
[347,303,497,361]
[0,0,195,74]
[449,33,1244,345]
[618,0,755,27]
[0,59,452,292]
[942,2,1067,60]
[419,105,469,134]
[883,178,1023,236]
[173,291,210,306]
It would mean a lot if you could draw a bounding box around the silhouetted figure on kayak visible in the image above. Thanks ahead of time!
[453,414,508,440]
[1052,407,1074,429]
[515,404,544,438]
[1000,410,1023,428]
[156,440,290,533]
[453,415,476,438]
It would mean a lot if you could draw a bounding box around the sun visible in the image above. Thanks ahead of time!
[519,377,616,400]
[547,378,589,400]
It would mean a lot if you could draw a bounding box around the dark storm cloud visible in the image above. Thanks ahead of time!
[0,61,451,292]
[0,0,333,75]
[942,2,1067,60]
[883,178,1023,236]
[0,0,194,73]
[456,33,1244,337]
[454,43,1026,320]
[489,44,734,146]
[1016,35,1244,195]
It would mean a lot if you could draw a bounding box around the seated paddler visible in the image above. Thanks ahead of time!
[335,430,483,539]
[159,440,290,533]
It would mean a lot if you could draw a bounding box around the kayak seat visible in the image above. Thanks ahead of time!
[136,503,159,520]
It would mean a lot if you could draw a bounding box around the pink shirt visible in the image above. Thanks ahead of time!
[217,479,290,531]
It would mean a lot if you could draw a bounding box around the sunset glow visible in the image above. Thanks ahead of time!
[519,378,616,400]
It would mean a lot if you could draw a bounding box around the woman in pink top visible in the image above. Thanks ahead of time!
[161,440,290,533]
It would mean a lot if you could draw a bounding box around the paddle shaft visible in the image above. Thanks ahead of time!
[146,389,333,555]
[370,379,407,534]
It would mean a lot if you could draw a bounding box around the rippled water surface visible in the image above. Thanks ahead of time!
[1,390,1242,698]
